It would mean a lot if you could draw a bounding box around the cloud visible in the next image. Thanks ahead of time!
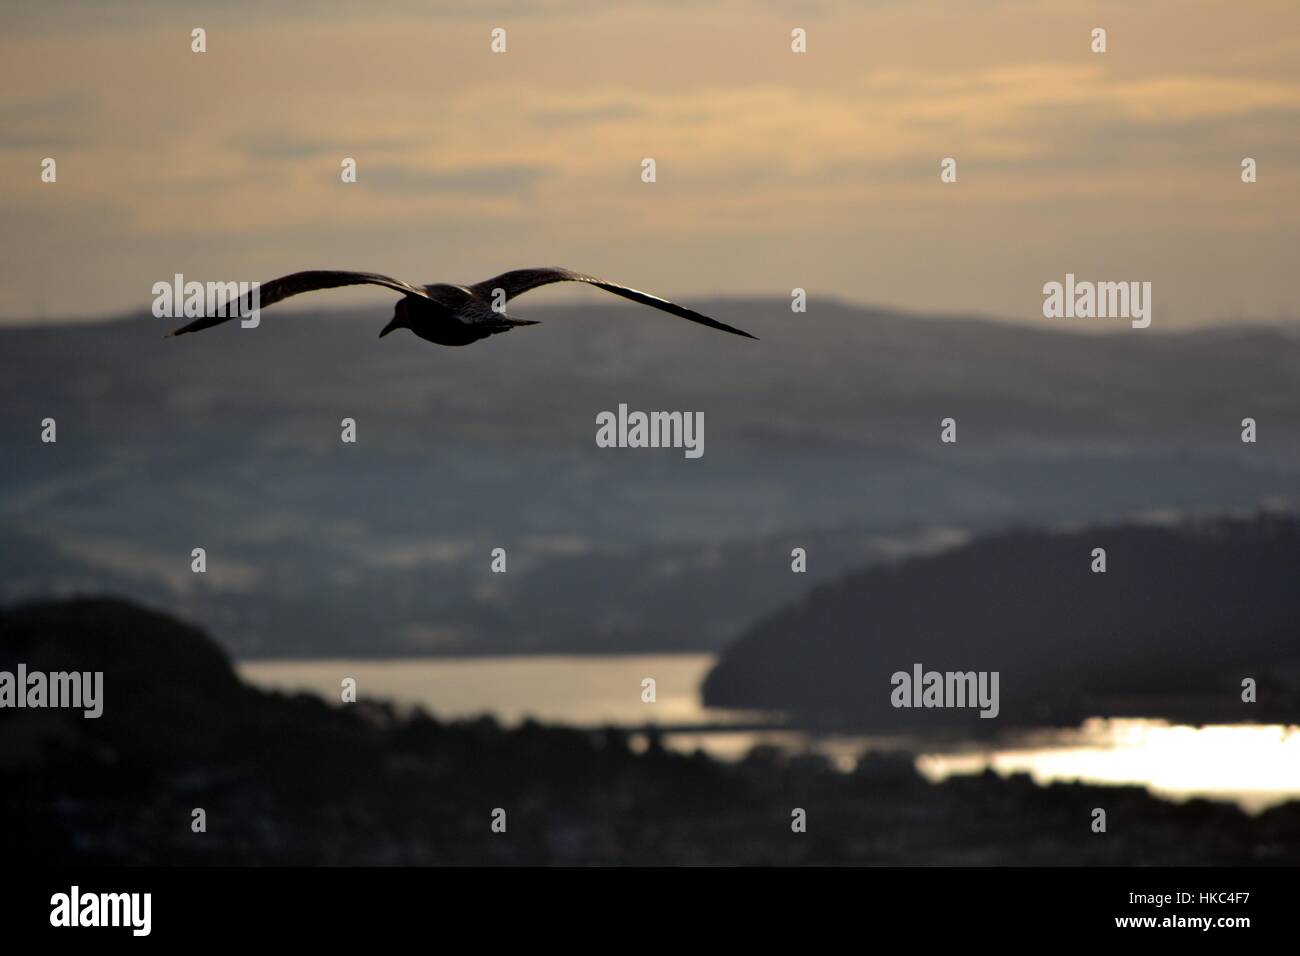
[0,92,95,148]
[366,162,548,195]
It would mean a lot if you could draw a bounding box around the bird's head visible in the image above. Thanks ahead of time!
[380,298,411,338]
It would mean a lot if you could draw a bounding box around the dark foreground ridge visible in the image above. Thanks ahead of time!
[704,513,1300,730]
[2,597,1297,865]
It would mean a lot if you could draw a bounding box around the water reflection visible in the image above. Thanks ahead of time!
[241,656,1300,813]
[917,718,1300,814]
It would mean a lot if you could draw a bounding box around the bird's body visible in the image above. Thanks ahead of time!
[166,267,755,345]
[393,283,531,346]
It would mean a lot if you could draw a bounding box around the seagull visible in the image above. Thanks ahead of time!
[165,268,756,346]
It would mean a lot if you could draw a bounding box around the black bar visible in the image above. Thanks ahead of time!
[4,866,1289,942]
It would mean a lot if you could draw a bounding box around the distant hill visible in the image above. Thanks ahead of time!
[2,302,1297,658]
[702,514,1300,729]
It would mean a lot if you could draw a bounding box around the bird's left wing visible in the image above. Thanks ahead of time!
[166,271,430,337]
[469,267,757,339]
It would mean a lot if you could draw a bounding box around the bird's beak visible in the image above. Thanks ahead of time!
[378,318,400,338]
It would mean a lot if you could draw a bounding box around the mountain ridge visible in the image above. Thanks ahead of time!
[702,513,1300,729]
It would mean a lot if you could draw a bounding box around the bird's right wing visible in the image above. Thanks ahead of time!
[469,267,756,339]
[166,271,430,337]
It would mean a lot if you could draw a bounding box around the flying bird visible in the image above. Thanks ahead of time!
[165,268,756,346]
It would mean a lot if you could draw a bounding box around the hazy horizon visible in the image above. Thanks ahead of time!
[5,295,1298,334]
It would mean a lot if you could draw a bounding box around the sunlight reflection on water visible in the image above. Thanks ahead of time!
[241,656,1300,814]
[917,719,1300,814]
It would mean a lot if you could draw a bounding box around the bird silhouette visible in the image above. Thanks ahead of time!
[166,268,756,346]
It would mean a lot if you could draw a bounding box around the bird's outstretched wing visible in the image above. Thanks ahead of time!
[469,267,757,339]
[166,271,430,337]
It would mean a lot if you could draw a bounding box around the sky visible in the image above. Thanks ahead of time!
[1,0,1297,328]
